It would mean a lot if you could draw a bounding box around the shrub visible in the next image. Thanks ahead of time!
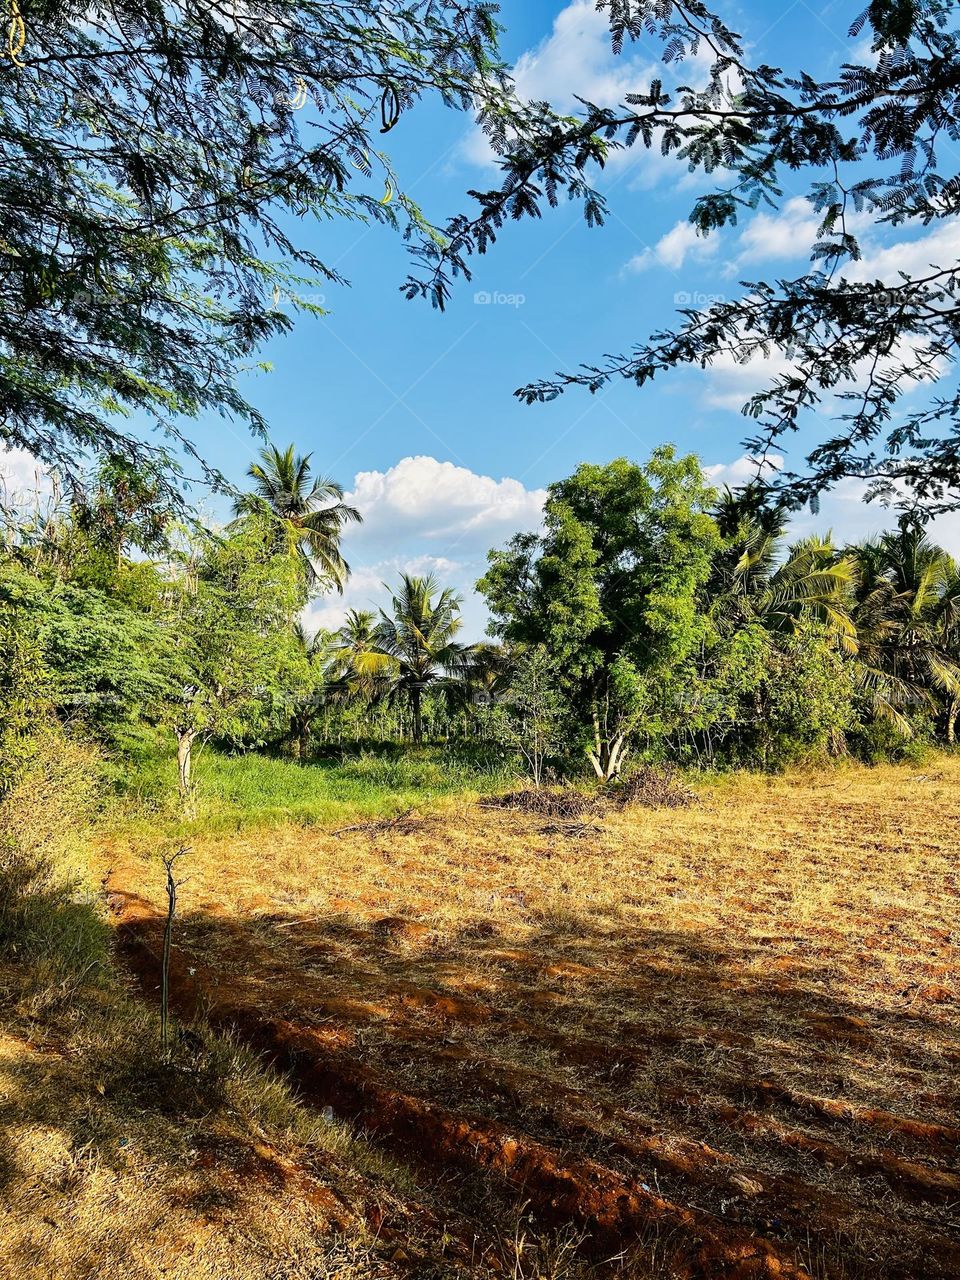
[0,730,105,1006]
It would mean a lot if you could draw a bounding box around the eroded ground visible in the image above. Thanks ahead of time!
[102,762,960,1279]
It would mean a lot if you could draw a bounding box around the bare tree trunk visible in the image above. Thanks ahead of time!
[587,732,627,782]
[948,697,959,745]
[176,727,196,801]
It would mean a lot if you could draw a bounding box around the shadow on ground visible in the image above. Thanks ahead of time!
[107,876,960,1280]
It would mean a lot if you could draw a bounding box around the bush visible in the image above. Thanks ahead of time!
[850,716,935,765]
[0,730,106,1005]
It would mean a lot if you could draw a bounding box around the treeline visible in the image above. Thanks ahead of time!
[2,445,959,800]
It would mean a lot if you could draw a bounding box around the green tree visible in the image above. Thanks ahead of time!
[0,559,180,747]
[162,517,310,800]
[466,642,512,709]
[709,497,858,647]
[850,525,960,736]
[287,624,337,762]
[373,574,469,744]
[233,445,360,591]
[485,646,563,787]
[479,448,720,780]
[332,609,394,699]
[4,2,564,503]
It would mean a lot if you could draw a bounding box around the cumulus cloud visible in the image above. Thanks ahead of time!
[732,197,823,268]
[344,455,545,552]
[304,456,546,641]
[509,0,657,112]
[625,218,719,273]
[460,0,710,183]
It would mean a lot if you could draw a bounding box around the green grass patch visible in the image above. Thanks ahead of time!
[106,736,519,836]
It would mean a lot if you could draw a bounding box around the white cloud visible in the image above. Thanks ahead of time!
[704,454,785,489]
[0,446,50,503]
[305,456,546,641]
[700,347,798,412]
[509,0,657,112]
[460,0,710,181]
[732,197,822,268]
[345,455,545,550]
[844,218,960,285]
[625,218,719,273]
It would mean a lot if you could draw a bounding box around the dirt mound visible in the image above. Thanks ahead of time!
[485,787,600,818]
[608,765,695,810]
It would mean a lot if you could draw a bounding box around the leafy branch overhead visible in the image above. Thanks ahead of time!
[0,1,529,504]
[406,0,960,514]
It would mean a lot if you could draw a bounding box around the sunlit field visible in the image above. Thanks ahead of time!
[85,758,960,1280]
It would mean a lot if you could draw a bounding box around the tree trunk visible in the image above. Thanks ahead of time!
[588,733,627,782]
[176,727,196,801]
[411,687,423,745]
[948,697,959,745]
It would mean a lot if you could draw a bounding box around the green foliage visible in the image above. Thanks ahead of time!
[2,3,529,506]
[0,596,51,792]
[233,444,361,592]
[372,574,469,744]
[481,646,565,785]
[733,621,857,770]
[0,560,176,746]
[479,448,720,778]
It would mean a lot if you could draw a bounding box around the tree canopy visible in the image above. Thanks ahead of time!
[479,448,721,778]
[406,1,960,516]
[0,1,534,505]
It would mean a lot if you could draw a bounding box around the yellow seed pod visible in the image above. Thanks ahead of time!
[5,0,26,68]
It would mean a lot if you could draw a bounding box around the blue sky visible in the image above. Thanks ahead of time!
[7,0,958,636]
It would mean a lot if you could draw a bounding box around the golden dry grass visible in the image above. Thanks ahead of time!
[79,759,960,1275]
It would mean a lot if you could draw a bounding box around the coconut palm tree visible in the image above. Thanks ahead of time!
[466,641,512,707]
[373,574,469,743]
[849,526,960,735]
[332,608,393,698]
[233,443,360,591]
[710,494,857,647]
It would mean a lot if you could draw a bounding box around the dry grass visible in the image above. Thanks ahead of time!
[76,759,960,1275]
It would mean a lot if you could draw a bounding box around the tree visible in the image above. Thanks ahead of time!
[485,646,563,787]
[233,444,360,591]
[407,3,960,516]
[479,448,720,780]
[708,497,858,648]
[850,525,960,735]
[162,517,309,800]
[373,574,469,744]
[287,624,336,762]
[466,641,512,708]
[332,609,394,699]
[2,2,557,505]
[0,558,180,747]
